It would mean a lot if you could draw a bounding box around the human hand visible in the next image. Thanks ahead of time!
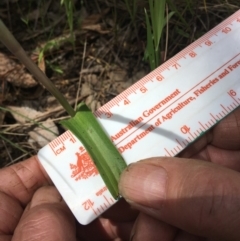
[118,108,240,241]
[0,156,137,241]
[1,108,239,241]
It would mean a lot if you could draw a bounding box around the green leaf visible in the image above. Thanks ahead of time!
[144,8,156,70]
[61,103,127,199]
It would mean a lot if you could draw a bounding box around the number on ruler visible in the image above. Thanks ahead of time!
[189,51,197,58]
[172,63,180,69]
[180,125,190,134]
[82,199,94,210]
[156,75,164,81]
[104,111,112,118]
[205,40,213,46]
[140,86,147,93]
[70,137,76,143]
[222,27,231,33]
[124,99,130,105]
[229,89,236,97]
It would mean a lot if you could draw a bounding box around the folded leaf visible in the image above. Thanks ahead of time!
[61,103,127,199]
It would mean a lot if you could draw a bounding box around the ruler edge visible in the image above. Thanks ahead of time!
[95,10,240,117]
[38,10,240,225]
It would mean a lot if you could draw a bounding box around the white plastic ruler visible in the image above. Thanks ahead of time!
[38,11,240,225]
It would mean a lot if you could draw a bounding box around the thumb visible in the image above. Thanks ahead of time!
[119,157,240,241]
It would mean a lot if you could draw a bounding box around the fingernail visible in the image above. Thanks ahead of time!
[119,163,167,208]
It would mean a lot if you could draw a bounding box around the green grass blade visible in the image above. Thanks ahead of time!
[0,133,28,154]
[61,103,127,199]
[152,0,165,51]
[144,8,156,70]
[166,0,189,29]
[0,106,58,135]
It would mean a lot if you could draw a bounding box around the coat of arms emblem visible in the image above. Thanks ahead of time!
[70,146,99,180]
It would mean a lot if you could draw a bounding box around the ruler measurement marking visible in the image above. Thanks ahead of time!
[99,13,240,115]
[38,12,240,225]
[176,139,183,148]
[221,104,229,113]
[184,140,188,146]
[114,53,240,146]
[181,141,186,147]
[164,148,171,156]
[221,110,226,115]
[103,195,111,206]
[232,102,237,107]
[219,112,224,118]
[199,122,206,130]
[189,132,194,139]
[198,129,202,134]
[90,206,98,216]
[228,91,240,104]
[210,113,217,121]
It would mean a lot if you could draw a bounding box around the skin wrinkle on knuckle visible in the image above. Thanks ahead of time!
[175,163,199,200]
[192,170,239,234]
[16,206,66,240]
[0,208,16,234]
[174,166,215,228]
[8,164,38,194]
[32,186,62,203]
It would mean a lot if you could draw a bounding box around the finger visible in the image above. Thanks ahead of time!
[119,157,240,240]
[77,199,137,240]
[77,217,133,241]
[210,107,240,149]
[0,156,51,206]
[0,235,11,241]
[0,192,23,235]
[101,199,138,222]
[181,141,240,172]
[173,231,205,241]
[131,213,177,241]
[12,186,76,241]
[193,145,240,171]
[179,107,240,158]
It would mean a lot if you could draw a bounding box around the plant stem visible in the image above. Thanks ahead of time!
[0,20,75,117]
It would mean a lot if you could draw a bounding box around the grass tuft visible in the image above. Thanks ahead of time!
[144,0,174,70]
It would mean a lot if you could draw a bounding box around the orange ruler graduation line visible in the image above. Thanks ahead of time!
[38,10,240,225]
